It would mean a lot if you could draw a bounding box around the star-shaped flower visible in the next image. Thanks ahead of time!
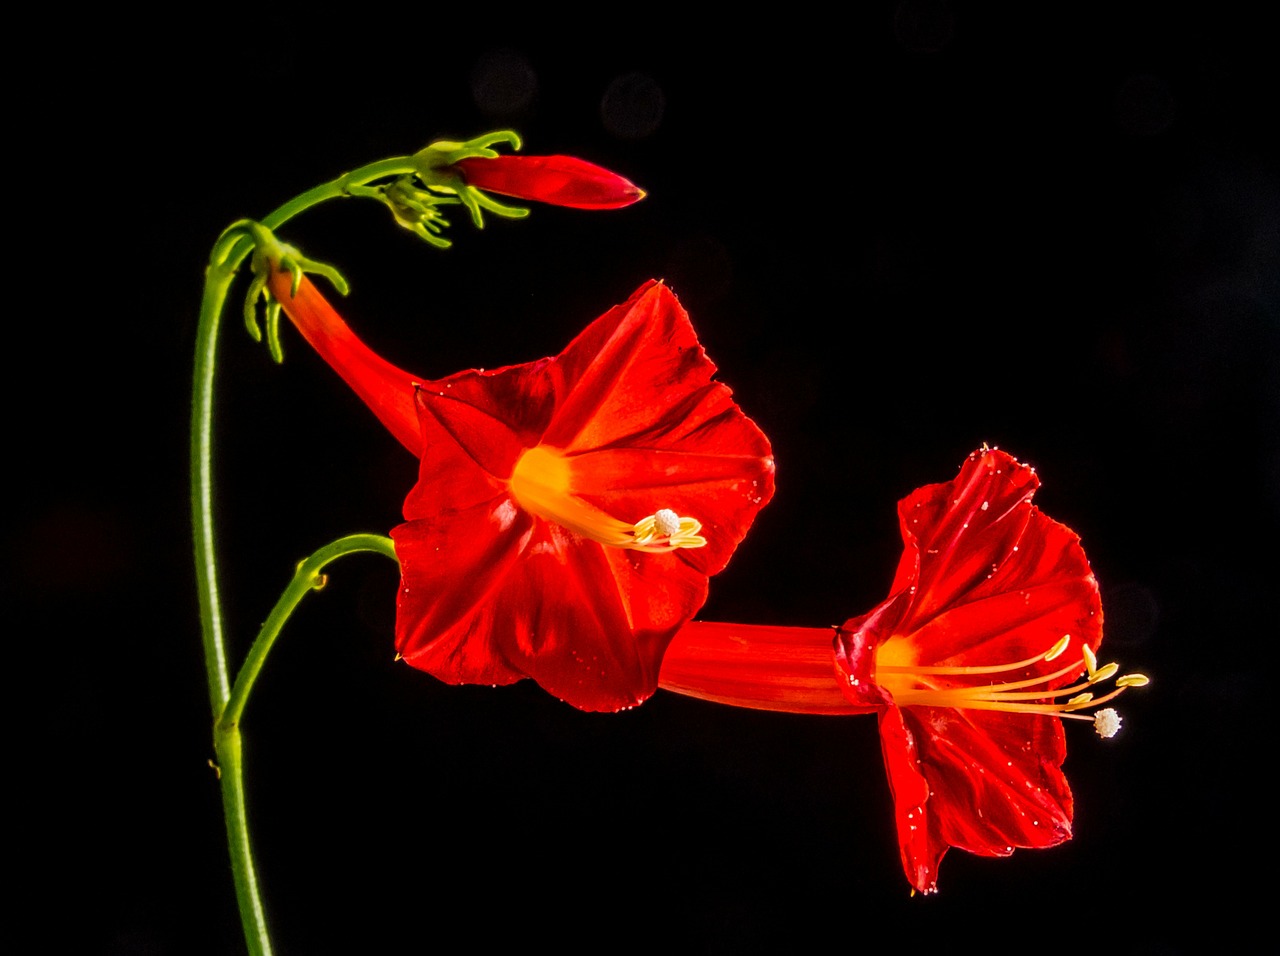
[270,271,774,711]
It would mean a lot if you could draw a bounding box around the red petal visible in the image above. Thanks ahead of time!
[543,282,721,451]
[456,154,645,209]
[391,496,533,689]
[877,707,941,893]
[884,704,1073,894]
[393,505,709,711]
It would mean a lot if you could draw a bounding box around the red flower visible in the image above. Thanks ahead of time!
[269,270,775,711]
[659,448,1145,892]
[455,154,645,209]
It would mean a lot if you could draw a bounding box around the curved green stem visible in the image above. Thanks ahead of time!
[192,155,416,715]
[220,534,399,730]
[212,534,397,956]
[191,156,413,954]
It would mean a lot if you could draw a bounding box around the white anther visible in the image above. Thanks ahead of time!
[653,508,681,536]
[1093,708,1122,738]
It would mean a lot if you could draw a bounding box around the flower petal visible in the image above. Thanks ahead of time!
[393,504,709,711]
[542,282,726,452]
[884,704,1073,894]
[392,495,533,688]
[410,368,553,486]
[570,444,774,575]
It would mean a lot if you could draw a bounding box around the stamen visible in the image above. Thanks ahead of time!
[510,445,707,553]
[880,636,1150,730]
[632,511,707,552]
[879,638,1071,677]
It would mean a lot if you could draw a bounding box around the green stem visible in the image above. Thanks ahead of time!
[212,535,397,956]
[190,156,415,953]
[193,154,416,714]
[220,534,399,731]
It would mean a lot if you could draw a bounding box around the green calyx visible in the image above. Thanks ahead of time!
[410,130,532,229]
[218,220,349,363]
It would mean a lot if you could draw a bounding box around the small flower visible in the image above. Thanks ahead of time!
[268,270,774,711]
[659,448,1146,892]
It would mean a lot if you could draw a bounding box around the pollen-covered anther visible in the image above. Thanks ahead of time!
[1093,708,1122,738]
[631,509,707,552]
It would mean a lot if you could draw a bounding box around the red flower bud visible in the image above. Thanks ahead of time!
[456,154,645,209]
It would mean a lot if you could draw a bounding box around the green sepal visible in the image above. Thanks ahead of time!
[456,187,530,230]
[412,130,523,179]
[219,220,349,363]
[410,130,531,229]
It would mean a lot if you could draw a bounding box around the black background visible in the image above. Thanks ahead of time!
[18,5,1276,953]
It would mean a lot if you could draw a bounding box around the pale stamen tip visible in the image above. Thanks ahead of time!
[1094,707,1122,738]
[1044,635,1071,661]
[1089,661,1120,684]
[653,508,681,536]
[1082,644,1098,676]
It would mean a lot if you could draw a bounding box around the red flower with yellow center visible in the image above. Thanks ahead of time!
[659,448,1146,892]
[269,270,775,711]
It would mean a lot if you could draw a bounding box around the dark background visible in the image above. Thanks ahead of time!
[18,5,1275,953]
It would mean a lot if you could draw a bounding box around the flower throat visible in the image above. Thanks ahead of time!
[509,445,706,553]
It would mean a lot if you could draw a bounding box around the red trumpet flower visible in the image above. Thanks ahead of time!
[269,270,774,711]
[660,448,1145,892]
